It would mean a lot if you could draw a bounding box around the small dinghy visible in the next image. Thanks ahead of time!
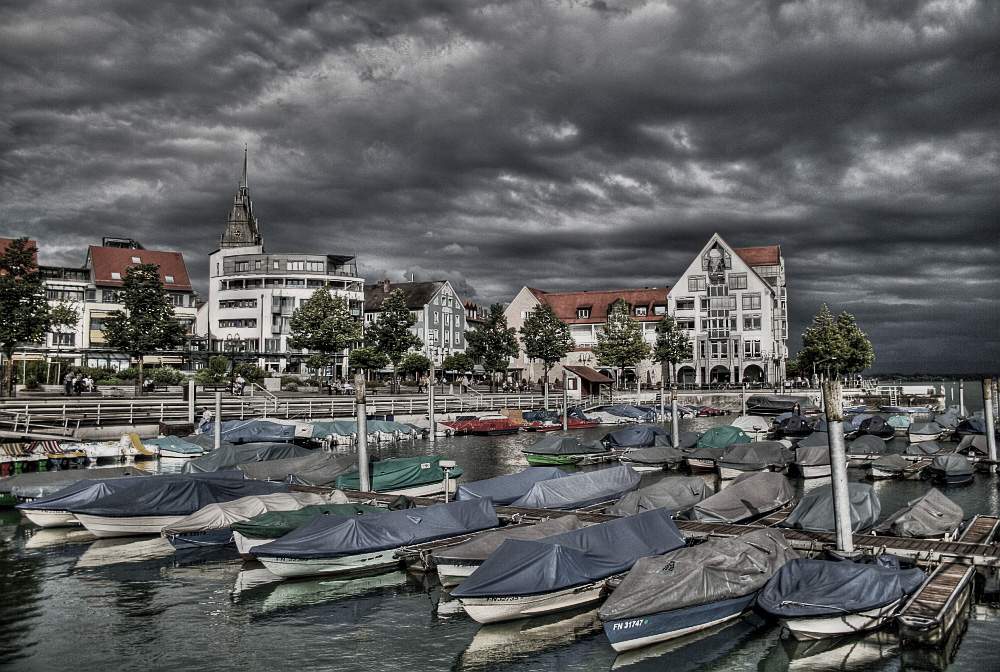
[230,503,383,556]
[908,422,946,443]
[857,416,894,440]
[729,415,771,441]
[776,415,814,439]
[453,508,686,623]
[687,472,795,524]
[605,477,714,517]
[161,491,342,550]
[781,483,880,533]
[432,516,585,587]
[521,436,609,466]
[619,445,684,472]
[599,530,799,652]
[874,488,963,539]
[146,436,205,459]
[455,467,569,505]
[335,455,464,497]
[252,498,498,578]
[867,454,909,480]
[757,558,926,639]
[68,475,287,537]
[716,441,792,480]
[182,443,314,473]
[926,454,974,486]
[683,445,725,472]
[510,465,641,510]
[237,451,356,485]
[794,444,835,478]
[603,425,667,449]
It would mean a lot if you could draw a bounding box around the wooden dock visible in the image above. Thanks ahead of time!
[897,515,1000,645]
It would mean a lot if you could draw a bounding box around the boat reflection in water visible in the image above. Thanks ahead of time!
[22,526,96,550]
[455,607,602,671]
[610,613,768,670]
[760,631,901,671]
[74,537,176,569]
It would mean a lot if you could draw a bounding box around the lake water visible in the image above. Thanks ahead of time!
[2,415,999,672]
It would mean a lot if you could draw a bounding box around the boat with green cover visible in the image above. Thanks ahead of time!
[522,436,609,465]
[231,503,382,556]
[334,456,463,497]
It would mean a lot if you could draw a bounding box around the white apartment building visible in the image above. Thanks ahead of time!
[203,150,364,374]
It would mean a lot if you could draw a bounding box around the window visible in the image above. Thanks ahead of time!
[52,332,74,346]
[286,279,305,287]
[220,299,258,309]
[711,340,729,358]
[688,275,706,292]
[46,287,84,301]
[676,298,695,311]
[110,272,121,280]
[699,340,708,359]
[103,289,123,303]
[272,260,280,269]
[265,338,282,353]
[131,256,141,264]
[433,312,440,324]
[653,305,666,315]
[265,278,283,287]
[677,319,695,330]
[235,261,249,272]
[634,306,647,316]
[742,293,761,310]
[743,316,761,331]
[521,311,530,320]
[445,314,452,325]
[164,275,175,284]
[744,340,761,359]
[577,307,591,319]
[728,273,747,290]
[287,261,305,271]
[453,332,460,344]
[255,260,262,270]
[307,261,324,272]
[218,319,257,328]
[167,293,186,307]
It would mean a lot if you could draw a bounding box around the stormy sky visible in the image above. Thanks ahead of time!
[1,1,997,373]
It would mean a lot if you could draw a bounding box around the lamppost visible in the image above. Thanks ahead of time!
[812,356,837,387]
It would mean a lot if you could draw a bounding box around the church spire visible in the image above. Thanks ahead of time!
[220,145,263,249]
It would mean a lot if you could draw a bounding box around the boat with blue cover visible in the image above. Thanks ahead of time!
[454,467,568,505]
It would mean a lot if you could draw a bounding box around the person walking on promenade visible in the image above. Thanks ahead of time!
[63,371,74,396]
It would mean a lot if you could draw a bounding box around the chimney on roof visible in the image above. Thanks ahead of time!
[381,279,391,292]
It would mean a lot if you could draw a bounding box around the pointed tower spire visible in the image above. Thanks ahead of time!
[220,145,263,249]
[240,143,248,188]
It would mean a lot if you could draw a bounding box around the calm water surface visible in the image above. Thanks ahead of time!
[2,414,999,672]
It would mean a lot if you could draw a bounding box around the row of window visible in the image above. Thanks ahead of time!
[234,259,327,273]
[220,278,362,291]
[688,272,757,292]
[696,339,764,360]
[108,270,176,283]
[676,293,762,311]
[219,319,257,328]
[220,299,258,309]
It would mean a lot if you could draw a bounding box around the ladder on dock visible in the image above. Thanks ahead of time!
[897,515,1000,645]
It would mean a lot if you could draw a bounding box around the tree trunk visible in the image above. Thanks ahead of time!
[136,357,144,397]
[543,364,550,410]
[391,362,397,394]
[2,349,13,398]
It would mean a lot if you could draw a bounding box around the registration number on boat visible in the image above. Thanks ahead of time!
[610,619,649,631]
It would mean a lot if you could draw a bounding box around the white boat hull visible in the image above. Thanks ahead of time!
[257,548,400,578]
[460,581,606,624]
[685,458,715,472]
[608,610,744,653]
[384,477,459,498]
[717,466,767,481]
[21,509,80,528]
[781,599,902,640]
[158,449,203,459]
[233,531,273,557]
[868,466,901,480]
[619,462,665,473]
[797,463,839,478]
[436,562,480,587]
[74,513,185,538]
[908,433,943,444]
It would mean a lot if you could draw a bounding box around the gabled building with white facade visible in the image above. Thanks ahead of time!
[363,279,467,366]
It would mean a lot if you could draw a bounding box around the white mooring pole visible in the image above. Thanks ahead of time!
[356,373,371,491]
[213,392,222,451]
[670,384,680,448]
[959,379,966,417]
[428,361,436,444]
[741,383,747,416]
[187,379,195,424]
[659,368,665,421]
[562,369,569,432]
[984,377,997,474]
[823,380,854,554]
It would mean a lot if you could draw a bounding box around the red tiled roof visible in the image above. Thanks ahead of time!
[564,365,614,384]
[88,246,192,290]
[734,245,780,266]
[0,237,39,264]
[532,287,669,324]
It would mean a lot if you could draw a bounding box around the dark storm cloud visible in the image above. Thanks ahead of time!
[2,0,998,372]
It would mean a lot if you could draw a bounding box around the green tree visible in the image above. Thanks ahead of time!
[349,346,390,376]
[519,303,574,407]
[0,238,50,396]
[195,355,231,385]
[441,352,475,375]
[795,303,851,381]
[366,289,423,393]
[289,289,361,381]
[652,315,692,384]
[398,352,431,379]
[594,300,651,390]
[466,303,519,392]
[835,311,875,374]
[101,264,185,396]
[49,301,80,333]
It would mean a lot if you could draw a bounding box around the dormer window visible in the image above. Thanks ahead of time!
[577,307,591,319]
[165,275,175,284]
[634,306,648,317]
[131,256,141,264]
[110,272,121,280]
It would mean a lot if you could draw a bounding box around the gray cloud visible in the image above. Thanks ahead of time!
[1,0,998,373]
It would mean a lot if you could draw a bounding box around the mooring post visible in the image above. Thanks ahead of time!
[213,391,222,451]
[741,383,747,416]
[355,373,371,491]
[544,376,549,411]
[984,377,997,474]
[823,380,854,554]
[670,384,680,448]
[428,360,436,443]
[959,379,966,417]
[659,370,665,421]
[562,369,569,431]
[187,379,195,424]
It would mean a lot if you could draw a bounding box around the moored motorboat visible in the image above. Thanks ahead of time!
[908,422,946,443]
[237,451,356,485]
[230,502,383,556]
[746,395,816,417]
[776,415,813,439]
[455,467,569,505]
[521,435,609,466]
[715,441,792,480]
[867,454,909,480]
[757,558,926,639]
[605,476,713,517]
[182,443,313,473]
[432,516,585,587]
[886,414,912,436]
[16,473,154,527]
[846,434,891,466]
[618,445,684,472]
[926,454,974,486]
[874,488,963,539]
[251,498,498,578]
[599,530,798,652]
[603,425,667,449]
[334,455,464,497]
[780,482,880,534]
[146,436,205,459]
[857,416,894,441]
[2,466,150,507]
[510,464,641,510]
[453,508,686,623]
[729,415,771,441]
[683,446,724,473]
[686,472,795,524]
[793,444,835,478]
